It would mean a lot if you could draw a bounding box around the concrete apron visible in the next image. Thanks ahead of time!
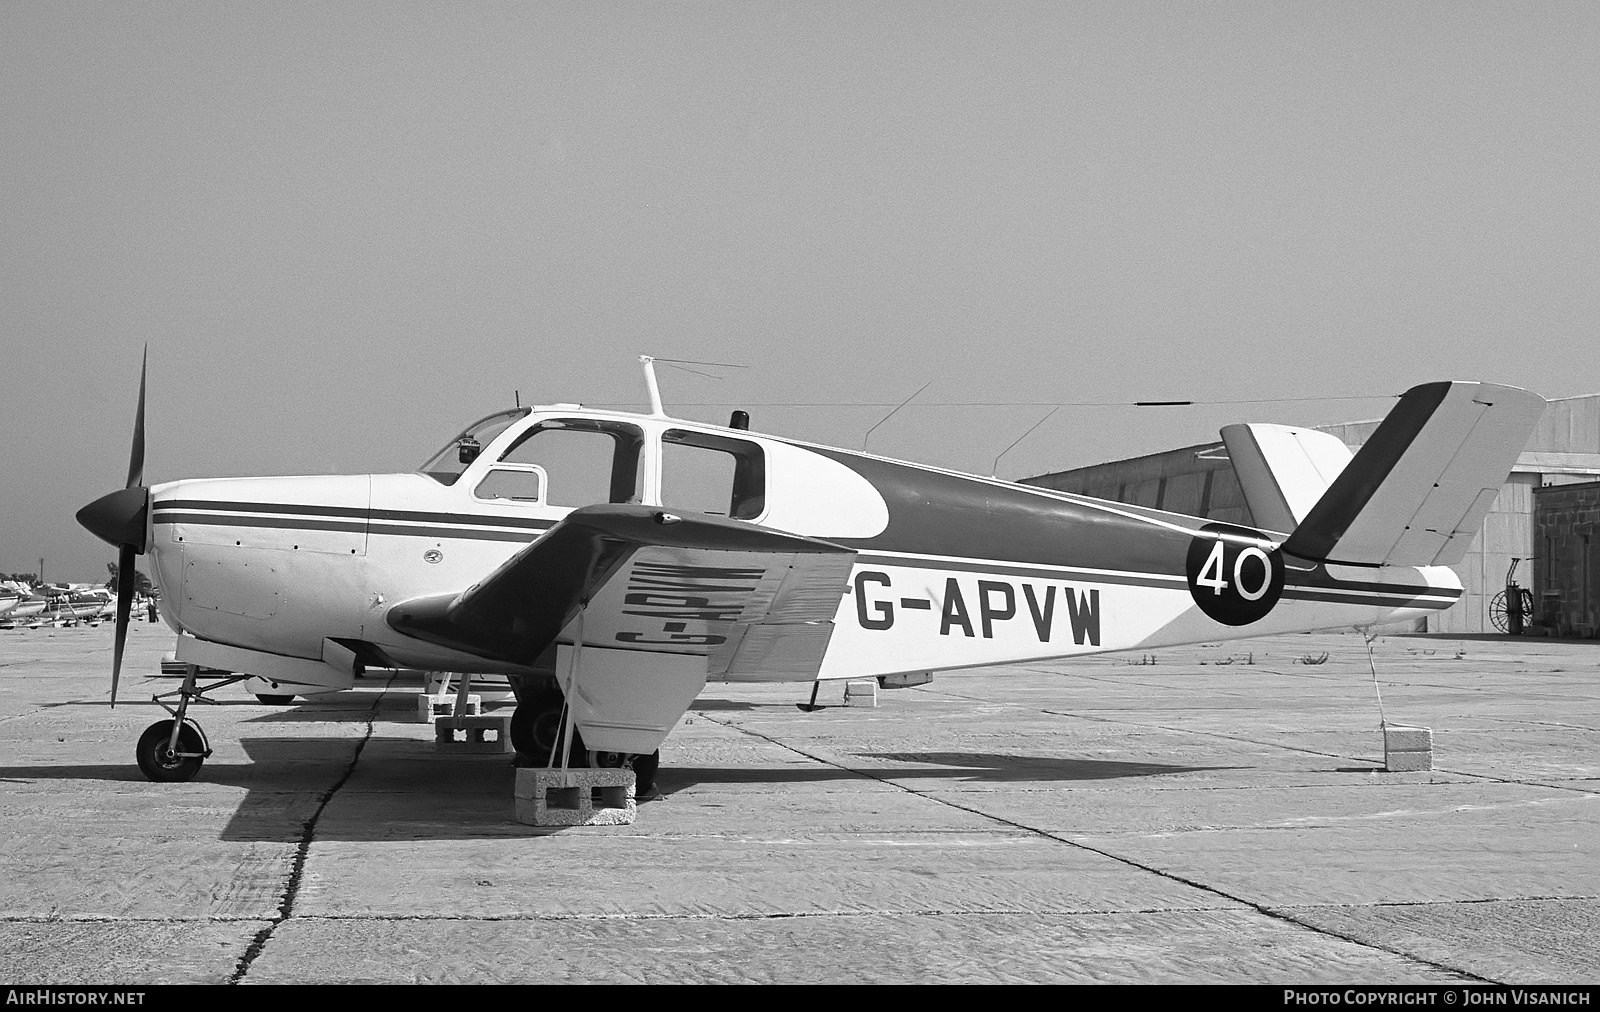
[0,622,1597,983]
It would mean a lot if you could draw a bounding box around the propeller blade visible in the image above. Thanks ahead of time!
[111,545,136,708]
[126,346,147,489]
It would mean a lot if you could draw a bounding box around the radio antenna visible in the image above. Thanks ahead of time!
[990,406,1060,479]
[864,381,930,452]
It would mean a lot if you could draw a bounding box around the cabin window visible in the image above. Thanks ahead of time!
[495,419,644,508]
[661,429,765,519]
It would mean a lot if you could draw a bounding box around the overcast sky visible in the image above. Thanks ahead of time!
[4,2,1598,582]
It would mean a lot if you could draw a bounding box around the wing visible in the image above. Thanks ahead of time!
[388,504,856,753]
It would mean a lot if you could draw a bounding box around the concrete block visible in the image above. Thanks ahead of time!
[1384,724,1433,772]
[514,768,636,826]
[1385,750,1433,772]
[844,680,878,707]
[434,713,512,753]
[416,693,480,723]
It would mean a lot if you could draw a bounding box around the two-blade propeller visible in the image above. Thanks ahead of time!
[75,347,149,707]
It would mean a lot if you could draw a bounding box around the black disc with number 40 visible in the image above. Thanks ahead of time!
[1185,523,1286,626]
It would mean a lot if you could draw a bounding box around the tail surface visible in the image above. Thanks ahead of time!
[1277,381,1545,568]
[1220,423,1354,535]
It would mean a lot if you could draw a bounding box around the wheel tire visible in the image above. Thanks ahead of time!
[1489,591,1511,634]
[510,696,587,767]
[588,748,657,794]
[633,750,660,796]
[136,719,205,783]
[254,694,296,705]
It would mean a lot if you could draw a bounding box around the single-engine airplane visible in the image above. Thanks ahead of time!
[78,352,1545,794]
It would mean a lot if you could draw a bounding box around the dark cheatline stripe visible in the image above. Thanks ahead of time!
[1295,585,1462,604]
[1281,588,1451,608]
[367,523,543,543]
[1280,381,1452,562]
[156,511,549,544]
[157,499,369,519]
[154,499,554,531]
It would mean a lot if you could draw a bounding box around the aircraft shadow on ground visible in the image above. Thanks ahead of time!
[0,741,1242,844]
[0,764,150,784]
[763,752,1234,783]
[685,698,759,711]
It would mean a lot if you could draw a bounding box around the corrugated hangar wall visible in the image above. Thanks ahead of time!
[1023,394,1600,634]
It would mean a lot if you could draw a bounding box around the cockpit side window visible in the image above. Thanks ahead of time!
[661,429,765,519]
[473,467,544,503]
[496,419,645,507]
[419,408,530,486]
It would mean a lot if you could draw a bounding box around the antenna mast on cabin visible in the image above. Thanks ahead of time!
[639,356,749,420]
[640,356,666,417]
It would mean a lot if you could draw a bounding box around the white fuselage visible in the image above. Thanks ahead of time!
[144,406,1463,689]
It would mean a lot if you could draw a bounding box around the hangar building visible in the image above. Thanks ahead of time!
[1022,394,1600,635]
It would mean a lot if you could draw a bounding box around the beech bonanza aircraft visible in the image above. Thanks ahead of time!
[78,352,1545,795]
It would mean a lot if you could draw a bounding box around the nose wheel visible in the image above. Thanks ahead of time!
[136,719,206,782]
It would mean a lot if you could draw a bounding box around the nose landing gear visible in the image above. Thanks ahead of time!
[135,664,249,783]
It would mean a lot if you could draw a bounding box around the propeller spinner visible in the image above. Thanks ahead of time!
[75,346,149,707]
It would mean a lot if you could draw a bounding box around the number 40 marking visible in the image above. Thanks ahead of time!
[1196,541,1273,602]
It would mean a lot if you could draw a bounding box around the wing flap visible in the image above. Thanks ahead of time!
[572,541,854,681]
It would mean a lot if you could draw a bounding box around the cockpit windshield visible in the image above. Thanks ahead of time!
[418,407,531,485]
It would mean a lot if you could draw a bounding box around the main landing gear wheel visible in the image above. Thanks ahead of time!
[589,748,628,769]
[254,694,296,705]
[136,719,205,783]
[589,748,661,798]
[510,696,586,767]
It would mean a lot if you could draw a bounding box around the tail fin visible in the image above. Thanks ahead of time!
[1220,423,1355,535]
[1278,381,1545,568]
